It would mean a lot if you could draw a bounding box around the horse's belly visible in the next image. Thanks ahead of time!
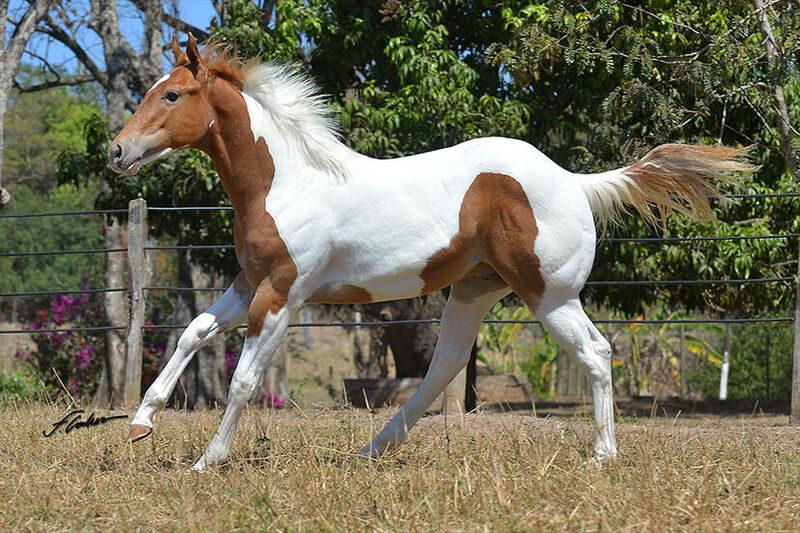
[309,268,429,304]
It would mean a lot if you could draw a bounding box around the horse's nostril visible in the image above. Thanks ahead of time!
[114,144,122,161]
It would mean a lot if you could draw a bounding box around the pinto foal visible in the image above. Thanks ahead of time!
[110,35,751,470]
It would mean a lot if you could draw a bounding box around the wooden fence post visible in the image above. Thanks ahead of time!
[791,243,800,424]
[124,198,147,406]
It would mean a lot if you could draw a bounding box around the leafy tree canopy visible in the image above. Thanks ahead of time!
[57,0,800,318]
[4,65,103,194]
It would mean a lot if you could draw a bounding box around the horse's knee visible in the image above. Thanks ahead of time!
[142,386,167,410]
[579,339,613,386]
[177,313,217,352]
[228,373,259,404]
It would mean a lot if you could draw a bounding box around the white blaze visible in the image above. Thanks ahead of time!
[147,74,171,94]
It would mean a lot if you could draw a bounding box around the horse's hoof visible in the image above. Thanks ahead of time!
[129,424,153,442]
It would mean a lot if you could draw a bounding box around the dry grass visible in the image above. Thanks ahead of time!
[2,402,799,532]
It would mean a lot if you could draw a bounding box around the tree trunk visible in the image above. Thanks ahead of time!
[87,0,164,406]
[353,310,387,379]
[363,295,445,378]
[189,256,225,408]
[171,250,197,409]
[0,0,51,208]
[99,216,128,407]
[754,0,799,178]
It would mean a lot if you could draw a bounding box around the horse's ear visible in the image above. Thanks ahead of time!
[172,34,189,65]
[185,32,207,77]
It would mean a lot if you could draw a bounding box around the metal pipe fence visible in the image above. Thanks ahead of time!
[2,197,800,413]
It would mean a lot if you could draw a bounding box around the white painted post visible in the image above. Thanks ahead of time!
[679,325,687,398]
[301,308,313,349]
[791,243,800,424]
[719,324,731,401]
[124,198,147,406]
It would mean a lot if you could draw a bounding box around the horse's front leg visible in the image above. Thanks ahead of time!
[130,273,254,441]
[191,280,299,471]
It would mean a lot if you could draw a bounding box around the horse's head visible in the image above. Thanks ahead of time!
[109,34,217,174]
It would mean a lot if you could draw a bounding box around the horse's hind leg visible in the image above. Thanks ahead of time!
[130,273,253,441]
[537,298,617,463]
[359,281,509,458]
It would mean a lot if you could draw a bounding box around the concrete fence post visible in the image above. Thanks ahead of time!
[124,198,148,406]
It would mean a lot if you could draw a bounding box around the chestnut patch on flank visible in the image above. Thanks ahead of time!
[420,173,545,307]
[308,284,373,304]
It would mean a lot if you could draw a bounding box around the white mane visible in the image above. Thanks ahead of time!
[242,63,353,181]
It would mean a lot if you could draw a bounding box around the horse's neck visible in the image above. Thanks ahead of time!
[199,85,276,218]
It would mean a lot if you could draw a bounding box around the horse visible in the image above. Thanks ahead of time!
[110,34,752,470]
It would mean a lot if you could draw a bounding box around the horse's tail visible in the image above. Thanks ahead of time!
[577,144,755,228]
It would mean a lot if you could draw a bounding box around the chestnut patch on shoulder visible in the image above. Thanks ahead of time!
[420,173,545,307]
[206,83,298,336]
[308,284,373,304]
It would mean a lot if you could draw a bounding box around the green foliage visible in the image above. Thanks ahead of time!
[692,324,793,400]
[0,183,105,318]
[478,303,559,396]
[609,308,723,396]
[210,0,531,158]
[0,369,47,402]
[4,65,102,193]
[488,0,799,317]
[56,113,239,278]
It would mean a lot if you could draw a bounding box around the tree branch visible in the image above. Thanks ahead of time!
[128,0,210,41]
[13,74,97,93]
[36,13,110,89]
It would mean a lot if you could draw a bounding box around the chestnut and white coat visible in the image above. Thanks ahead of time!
[110,35,751,471]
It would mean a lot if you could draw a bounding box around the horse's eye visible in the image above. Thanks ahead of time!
[164,90,180,103]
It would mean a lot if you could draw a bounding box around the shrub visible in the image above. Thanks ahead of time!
[691,324,792,400]
[0,369,46,401]
[15,276,104,402]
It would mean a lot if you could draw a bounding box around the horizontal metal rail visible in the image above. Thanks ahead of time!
[0,192,796,220]
[725,193,800,199]
[0,248,126,258]
[143,244,235,251]
[585,276,794,286]
[6,235,796,259]
[1,316,793,335]
[147,206,233,212]
[0,208,128,219]
[0,325,127,334]
[2,277,792,301]
[0,288,126,298]
[144,286,226,292]
[601,233,799,243]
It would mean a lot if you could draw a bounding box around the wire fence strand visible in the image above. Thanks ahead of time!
[0,288,126,298]
[0,208,128,219]
[0,315,793,335]
[1,202,798,336]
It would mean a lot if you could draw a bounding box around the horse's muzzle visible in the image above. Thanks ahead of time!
[108,140,143,175]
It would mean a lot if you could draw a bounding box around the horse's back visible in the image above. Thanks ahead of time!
[288,136,598,304]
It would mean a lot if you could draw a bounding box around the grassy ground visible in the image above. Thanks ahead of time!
[1,401,799,532]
